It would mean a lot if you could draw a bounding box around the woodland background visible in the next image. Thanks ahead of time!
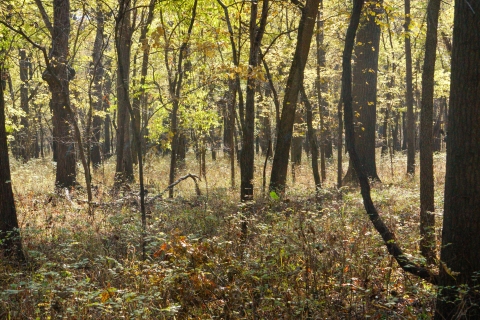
[1,0,479,319]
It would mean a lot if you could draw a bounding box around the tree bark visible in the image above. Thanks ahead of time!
[419,0,441,266]
[241,0,268,201]
[343,0,382,184]
[90,7,105,168]
[315,7,327,181]
[0,65,24,261]
[18,49,31,162]
[405,0,415,175]
[114,0,134,184]
[132,0,156,166]
[42,0,77,188]
[223,79,236,188]
[290,104,303,183]
[269,0,320,193]
[103,61,113,159]
[435,0,480,317]
[301,85,321,190]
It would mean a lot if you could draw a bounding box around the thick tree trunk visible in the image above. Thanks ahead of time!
[419,0,441,266]
[114,0,134,183]
[0,68,24,261]
[405,0,415,175]
[269,0,320,193]
[435,1,480,317]
[42,0,76,188]
[343,0,382,184]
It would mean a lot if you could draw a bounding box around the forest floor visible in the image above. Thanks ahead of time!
[0,151,446,319]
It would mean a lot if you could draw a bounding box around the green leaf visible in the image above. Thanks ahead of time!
[269,191,280,200]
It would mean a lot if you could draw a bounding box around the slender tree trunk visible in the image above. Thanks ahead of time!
[132,0,155,166]
[301,85,321,190]
[432,100,444,152]
[241,0,269,201]
[18,49,30,162]
[217,0,245,189]
[405,0,415,175]
[337,96,343,188]
[90,7,105,168]
[381,107,388,156]
[315,6,327,181]
[435,1,480,317]
[224,79,236,188]
[290,104,303,183]
[165,0,198,198]
[103,62,112,159]
[269,0,320,193]
[260,85,272,158]
[419,0,441,265]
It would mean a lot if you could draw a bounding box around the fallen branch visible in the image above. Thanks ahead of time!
[161,173,201,197]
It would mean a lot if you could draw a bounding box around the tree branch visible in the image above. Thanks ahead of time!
[33,0,53,36]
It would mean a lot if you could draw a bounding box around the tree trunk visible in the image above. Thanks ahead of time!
[269,0,320,193]
[342,0,435,286]
[419,0,441,266]
[166,0,198,198]
[291,102,303,185]
[132,0,155,166]
[432,99,444,152]
[241,0,269,201]
[90,7,105,168]
[405,0,415,175]
[301,85,321,190]
[0,66,24,261]
[381,106,388,156]
[315,6,327,181]
[223,79,236,188]
[435,1,480,317]
[18,49,30,162]
[42,0,76,188]
[392,110,400,152]
[343,0,382,184]
[114,0,134,184]
[103,62,113,159]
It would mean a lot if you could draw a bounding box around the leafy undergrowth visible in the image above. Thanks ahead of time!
[1,153,445,319]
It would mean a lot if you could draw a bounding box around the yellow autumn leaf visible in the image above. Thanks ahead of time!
[100,290,111,303]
